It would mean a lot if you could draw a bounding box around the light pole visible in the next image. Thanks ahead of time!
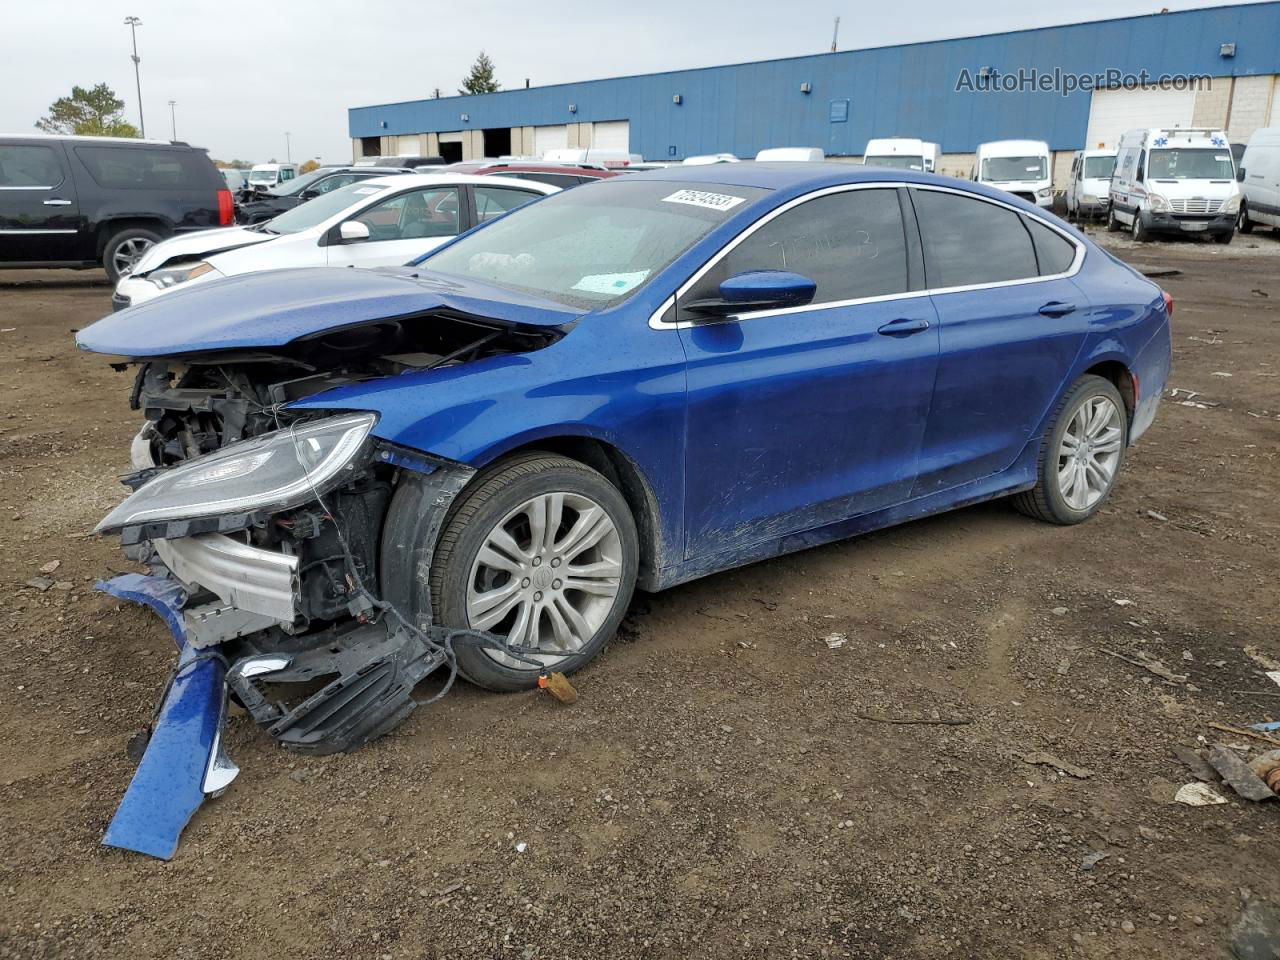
[123,16,145,137]
[167,100,177,140]
[284,131,292,163]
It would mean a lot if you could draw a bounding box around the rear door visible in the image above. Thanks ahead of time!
[0,140,82,263]
[324,184,465,267]
[909,187,1089,495]
[675,186,940,558]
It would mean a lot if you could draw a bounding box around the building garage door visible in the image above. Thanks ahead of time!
[395,135,420,156]
[1084,86,1196,149]
[591,120,630,152]
[533,124,568,158]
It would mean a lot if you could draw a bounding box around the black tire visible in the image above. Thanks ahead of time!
[1239,204,1255,234]
[1106,206,1121,232]
[426,452,638,692]
[1213,228,1234,245]
[1013,375,1128,526]
[102,227,162,282]
[1130,209,1150,242]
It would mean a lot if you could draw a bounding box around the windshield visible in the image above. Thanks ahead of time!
[1148,148,1234,179]
[864,155,924,171]
[1082,156,1116,179]
[248,169,278,182]
[267,168,331,197]
[258,181,389,235]
[417,179,769,309]
[981,156,1047,182]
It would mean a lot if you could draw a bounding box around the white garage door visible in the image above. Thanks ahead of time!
[533,124,568,157]
[1271,86,1280,126]
[591,120,630,151]
[395,135,420,156]
[1085,86,1196,149]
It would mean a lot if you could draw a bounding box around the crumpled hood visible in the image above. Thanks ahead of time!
[130,226,274,275]
[77,266,581,358]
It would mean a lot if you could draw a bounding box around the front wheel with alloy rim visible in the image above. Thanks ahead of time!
[428,453,639,691]
[1013,375,1128,525]
[103,227,162,282]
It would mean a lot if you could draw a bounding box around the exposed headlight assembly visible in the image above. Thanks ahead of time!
[96,412,376,534]
[1036,187,1053,199]
[1223,194,1242,214]
[1146,193,1171,213]
[147,261,218,289]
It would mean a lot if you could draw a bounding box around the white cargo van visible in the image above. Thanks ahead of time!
[862,138,940,172]
[755,147,825,162]
[247,162,300,192]
[1108,128,1240,243]
[973,140,1053,207]
[1065,149,1117,219]
[1238,127,1280,233]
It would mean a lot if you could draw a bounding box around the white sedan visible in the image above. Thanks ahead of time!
[111,173,558,310]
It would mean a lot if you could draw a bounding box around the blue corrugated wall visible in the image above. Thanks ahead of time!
[349,2,1280,158]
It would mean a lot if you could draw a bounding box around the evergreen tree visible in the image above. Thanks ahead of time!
[459,52,500,95]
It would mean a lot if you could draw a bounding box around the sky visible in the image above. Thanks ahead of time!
[0,0,1263,164]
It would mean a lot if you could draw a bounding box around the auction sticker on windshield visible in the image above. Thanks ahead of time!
[662,189,747,212]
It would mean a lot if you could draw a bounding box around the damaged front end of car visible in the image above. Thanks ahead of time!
[81,267,575,858]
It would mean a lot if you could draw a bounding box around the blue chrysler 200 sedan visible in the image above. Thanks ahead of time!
[78,163,1170,855]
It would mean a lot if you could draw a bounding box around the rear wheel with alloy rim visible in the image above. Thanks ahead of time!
[1013,375,1128,525]
[428,453,638,691]
[1130,209,1150,242]
[103,227,162,282]
[1106,207,1121,232]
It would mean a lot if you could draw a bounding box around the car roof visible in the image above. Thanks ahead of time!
[355,172,559,191]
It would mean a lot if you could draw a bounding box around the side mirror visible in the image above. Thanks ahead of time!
[1236,167,1246,182]
[299,188,319,200]
[684,270,817,316]
[339,220,370,243]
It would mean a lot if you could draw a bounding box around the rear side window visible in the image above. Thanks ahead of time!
[684,188,909,313]
[493,172,579,188]
[474,185,542,223]
[1024,216,1077,276]
[0,144,64,187]
[913,189,1038,288]
[74,146,210,189]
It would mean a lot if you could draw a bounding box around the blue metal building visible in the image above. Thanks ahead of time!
[349,2,1280,164]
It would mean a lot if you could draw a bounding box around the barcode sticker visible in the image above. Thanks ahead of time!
[661,189,747,212]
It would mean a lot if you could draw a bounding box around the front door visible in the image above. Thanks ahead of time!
[325,184,464,268]
[908,187,1090,495]
[676,187,939,559]
[0,140,81,263]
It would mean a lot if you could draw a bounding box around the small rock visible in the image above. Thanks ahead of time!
[1121,920,1136,934]
[1138,825,1163,841]
[38,559,60,574]
[24,577,53,592]
[1172,745,1218,782]
[1051,607,1068,616]
[515,841,527,853]
[1174,782,1229,806]
[1114,598,1134,607]
[289,768,311,783]
[1230,899,1280,960]
[1208,745,1276,802]
[822,633,847,649]
[53,581,73,591]
[1082,851,1110,870]
[1146,510,1169,522]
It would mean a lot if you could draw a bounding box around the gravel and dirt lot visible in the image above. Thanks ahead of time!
[1,229,1278,959]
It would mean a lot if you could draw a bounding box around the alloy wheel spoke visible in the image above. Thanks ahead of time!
[555,507,613,561]
[506,599,536,649]
[477,543,524,576]
[551,594,591,650]
[562,575,619,597]
[468,580,522,628]
[565,557,622,579]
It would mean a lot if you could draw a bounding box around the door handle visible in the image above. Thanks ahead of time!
[43,198,72,206]
[876,317,930,336]
[1038,301,1077,317]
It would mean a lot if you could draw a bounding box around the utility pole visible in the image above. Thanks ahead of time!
[167,100,177,140]
[284,131,291,163]
[830,16,840,53]
[124,16,145,136]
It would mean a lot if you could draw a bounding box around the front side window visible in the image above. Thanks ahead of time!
[75,146,206,189]
[261,181,392,234]
[474,186,541,223]
[680,188,909,317]
[419,179,769,309]
[981,156,1048,181]
[913,189,1038,288]
[352,186,460,240]
[0,144,64,187]
[1148,148,1234,179]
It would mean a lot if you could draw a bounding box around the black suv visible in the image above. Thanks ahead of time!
[0,135,231,281]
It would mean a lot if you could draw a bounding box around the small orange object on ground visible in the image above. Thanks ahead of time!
[537,672,578,704]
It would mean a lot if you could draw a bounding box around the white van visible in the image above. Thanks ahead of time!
[1238,127,1280,233]
[862,138,940,172]
[1108,128,1240,243]
[1065,149,1117,219]
[247,162,300,192]
[542,148,644,168]
[973,140,1053,207]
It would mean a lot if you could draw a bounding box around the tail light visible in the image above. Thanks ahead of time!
[216,188,234,226]
[1161,289,1173,318]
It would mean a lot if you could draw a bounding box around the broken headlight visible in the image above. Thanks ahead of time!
[146,261,219,289]
[96,412,376,534]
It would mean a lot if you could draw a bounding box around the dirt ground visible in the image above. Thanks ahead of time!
[1,226,1278,960]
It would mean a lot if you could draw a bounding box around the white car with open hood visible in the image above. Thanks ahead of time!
[111,173,558,310]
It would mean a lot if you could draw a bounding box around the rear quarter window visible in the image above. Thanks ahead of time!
[1024,216,1077,276]
[74,146,213,190]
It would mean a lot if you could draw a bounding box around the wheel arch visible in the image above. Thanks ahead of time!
[95,216,171,257]
[1082,358,1137,419]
